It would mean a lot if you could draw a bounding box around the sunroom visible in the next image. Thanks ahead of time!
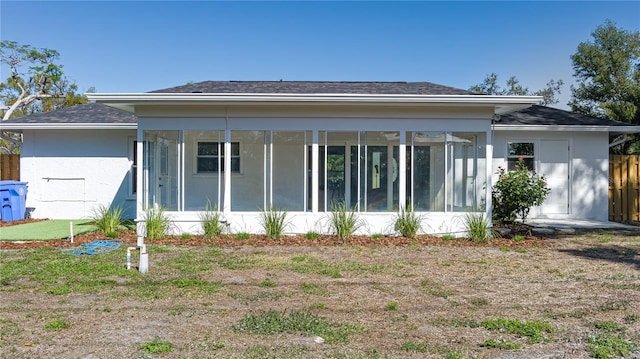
[89,82,540,236]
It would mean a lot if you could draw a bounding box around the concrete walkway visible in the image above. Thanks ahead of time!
[525,218,640,235]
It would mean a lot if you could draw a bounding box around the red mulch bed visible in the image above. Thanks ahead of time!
[0,219,546,250]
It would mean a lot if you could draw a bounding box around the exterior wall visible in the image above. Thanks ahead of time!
[20,129,137,219]
[493,130,609,221]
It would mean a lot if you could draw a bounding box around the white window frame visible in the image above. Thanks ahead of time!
[506,141,536,170]
[194,140,241,175]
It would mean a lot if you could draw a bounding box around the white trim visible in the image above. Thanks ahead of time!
[494,124,640,133]
[0,123,136,130]
[88,93,541,114]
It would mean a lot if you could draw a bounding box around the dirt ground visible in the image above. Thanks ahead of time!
[1,222,639,358]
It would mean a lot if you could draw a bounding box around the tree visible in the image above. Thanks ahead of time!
[569,20,640,126]
[469,73,564,106]
[0,41,87,153]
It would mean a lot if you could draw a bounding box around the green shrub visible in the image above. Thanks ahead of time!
[492,158,550,223]
[91,204,123,238]
[327,201,364,239]
[260,206,290,239]
[200,200,224,238]
[441,234,456,241]
[144,206,170,240]
[394,205,422,238]
[464,213,492,242]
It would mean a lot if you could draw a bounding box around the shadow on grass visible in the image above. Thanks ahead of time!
[557,245,640,269]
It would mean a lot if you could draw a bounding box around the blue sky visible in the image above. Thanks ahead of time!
[1,1,639,109]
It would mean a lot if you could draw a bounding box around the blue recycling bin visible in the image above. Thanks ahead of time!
[0,181,28,222]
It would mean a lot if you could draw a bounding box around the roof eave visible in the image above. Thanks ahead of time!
[494,124,640,133]
[0,123,137,131]
[87,93,541,113]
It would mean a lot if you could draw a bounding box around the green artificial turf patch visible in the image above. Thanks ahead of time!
[0,220,98,241]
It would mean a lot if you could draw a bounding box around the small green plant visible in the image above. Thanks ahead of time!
[442,234,456,241]
[103,306,112,313]
[481,318,556,343]
[445,351,465,359]
[384,301,399,311]
[464,213,493,242]
[400,341,430,353]
[304,231,321,240]
[232,309,366,344]
[394,205,422,238]
[492,158,551,224]
[624,313,640,324]
[587,334,638,359]
[236,232,250,240]
[327,200,364,239]
[593,321,626,333]
[371,233,384,239]
[91,203,124,238]
[260,206,290,239]
[470,298,489,306]
[44,319,71,331]
[309,303,327,310]
[144,206,170,240]
[513,234,526,242]
[141,337,174,354]
[480,338,522,349]
[180,232,192,239]
[301,282,329,296]
[259,278,277,287]
[200,200,225,238]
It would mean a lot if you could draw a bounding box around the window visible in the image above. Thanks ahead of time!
[196,141,240,173]
[507,142,534,170]
[129,138,137,196]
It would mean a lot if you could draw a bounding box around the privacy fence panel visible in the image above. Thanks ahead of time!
[609,154,640,222]
[0,154,20,181]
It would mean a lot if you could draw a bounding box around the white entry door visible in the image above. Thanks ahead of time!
[538,139,570,215]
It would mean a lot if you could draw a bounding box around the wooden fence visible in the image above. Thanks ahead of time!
[609,154,640,222]
[0,154,20,181]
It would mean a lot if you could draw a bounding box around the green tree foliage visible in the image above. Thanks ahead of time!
[492,158,550,224]
[469,73,564,106]
[570,20,640,154]
[570,20,640,125]
[0,41,88,153]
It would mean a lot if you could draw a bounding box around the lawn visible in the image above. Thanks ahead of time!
[0,220,97,240]
[0,231,639,358]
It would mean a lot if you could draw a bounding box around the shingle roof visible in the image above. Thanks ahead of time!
[498,105,633,127]
[149,80,473,95]
[2,102,137,124]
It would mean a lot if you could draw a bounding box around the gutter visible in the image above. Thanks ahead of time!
[609,134,628,148]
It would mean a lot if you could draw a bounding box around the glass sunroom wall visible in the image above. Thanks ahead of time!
[143,130,180,211]
[231,130,266,211]
[183,130,224,211]
[271,131,306,211]
[320,132,359,211]
[408,132,445,211]
[448,132,486,212]
[364,131,400,212]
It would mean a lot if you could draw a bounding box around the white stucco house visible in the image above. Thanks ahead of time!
[2,81,638,235]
